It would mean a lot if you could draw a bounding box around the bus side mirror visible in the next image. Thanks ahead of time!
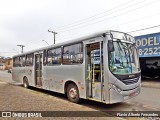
[108,41,114,52]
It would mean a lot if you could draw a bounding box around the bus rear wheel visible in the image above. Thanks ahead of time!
[67,83,80,103]
[23,77,29,88]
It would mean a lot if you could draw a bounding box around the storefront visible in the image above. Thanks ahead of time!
[135,32,160,79]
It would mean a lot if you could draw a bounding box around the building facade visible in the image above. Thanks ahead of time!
[135,32,160,79]
[5,58,12,70]
[0,56,5,70]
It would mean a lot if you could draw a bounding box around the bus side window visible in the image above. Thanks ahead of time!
[47,47,61,66]
[62,43,83,64]
[63,46,70,64]
[26,54,34,66]
[43,50,47,66]
[19,55,26,67]
[13,57,19,67]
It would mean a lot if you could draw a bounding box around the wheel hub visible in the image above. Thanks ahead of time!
[24,82,27,88]
[24,80,28,88]
[69,88,77,99]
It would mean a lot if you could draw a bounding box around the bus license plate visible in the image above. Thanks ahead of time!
[130,92,135,97]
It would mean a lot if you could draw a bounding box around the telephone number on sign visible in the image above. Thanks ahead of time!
[138,47,160,56]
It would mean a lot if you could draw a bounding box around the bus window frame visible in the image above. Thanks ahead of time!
[62,42,83,65]
[47,47,62,66]
[13,57,20,67]
[19,55,26,67]
[25,53,34,67]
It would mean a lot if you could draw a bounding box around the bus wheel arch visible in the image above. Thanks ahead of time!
[23,76,29,88]
[65,81,80,103]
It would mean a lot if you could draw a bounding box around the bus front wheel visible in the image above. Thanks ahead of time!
[67,83,80,103]
[23,77,29,88]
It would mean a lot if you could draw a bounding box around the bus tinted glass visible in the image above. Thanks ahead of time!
[47,47,61,65]
[26,54,34,66]
[63,43,83,64]
[19,55,26,67]
[13,57,19,67]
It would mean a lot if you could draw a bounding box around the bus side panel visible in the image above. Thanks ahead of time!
[43,64,86,99]
[24,67,35,87]
[12,67,35,86]
[12,67,23,83]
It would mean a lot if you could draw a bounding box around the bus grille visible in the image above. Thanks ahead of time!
[121,77,139,85]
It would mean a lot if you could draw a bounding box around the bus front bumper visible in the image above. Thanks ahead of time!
[109,84,141,104]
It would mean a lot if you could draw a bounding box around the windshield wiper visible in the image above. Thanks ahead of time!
[117,41,129,65]
[116,41,124,67]
[120,42,133,73]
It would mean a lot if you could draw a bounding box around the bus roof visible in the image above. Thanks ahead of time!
[13,30,111,58]
[13,30,133,58]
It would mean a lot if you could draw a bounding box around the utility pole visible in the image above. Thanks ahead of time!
[48,30,57,44]
[17,45,25,53]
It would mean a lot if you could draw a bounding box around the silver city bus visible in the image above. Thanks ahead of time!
[12,30,141,104]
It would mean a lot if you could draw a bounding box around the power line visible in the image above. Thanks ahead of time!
[17,0,137,48]
[18,13,160,52]
[127,24,160,33]
[12,49,19,53]
[23,32,49,46]
[12,0,159,52]
[55,0,147,31]
[57,0,160,33]
[23,41,48,51]
[6,25,160,55]
[25,12,160,50]
[57,12,160,40]
[18,32,51,51]
[17,0,151,48]
[53,0,137,31]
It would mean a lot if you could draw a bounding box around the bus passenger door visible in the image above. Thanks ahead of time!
[85,40,104,101]
[35,54,43,87]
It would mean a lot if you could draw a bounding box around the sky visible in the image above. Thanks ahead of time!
[0,0,160,57]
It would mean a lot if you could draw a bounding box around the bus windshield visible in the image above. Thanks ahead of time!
[109,41,140,75]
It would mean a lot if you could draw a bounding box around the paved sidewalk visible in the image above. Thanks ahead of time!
[142,79,160,89]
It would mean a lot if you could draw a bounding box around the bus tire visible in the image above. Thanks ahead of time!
[23,77,29,88]
[67,83,80,103]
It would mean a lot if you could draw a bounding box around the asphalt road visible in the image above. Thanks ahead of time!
[0,70,160,119]
[0,70,12,83]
